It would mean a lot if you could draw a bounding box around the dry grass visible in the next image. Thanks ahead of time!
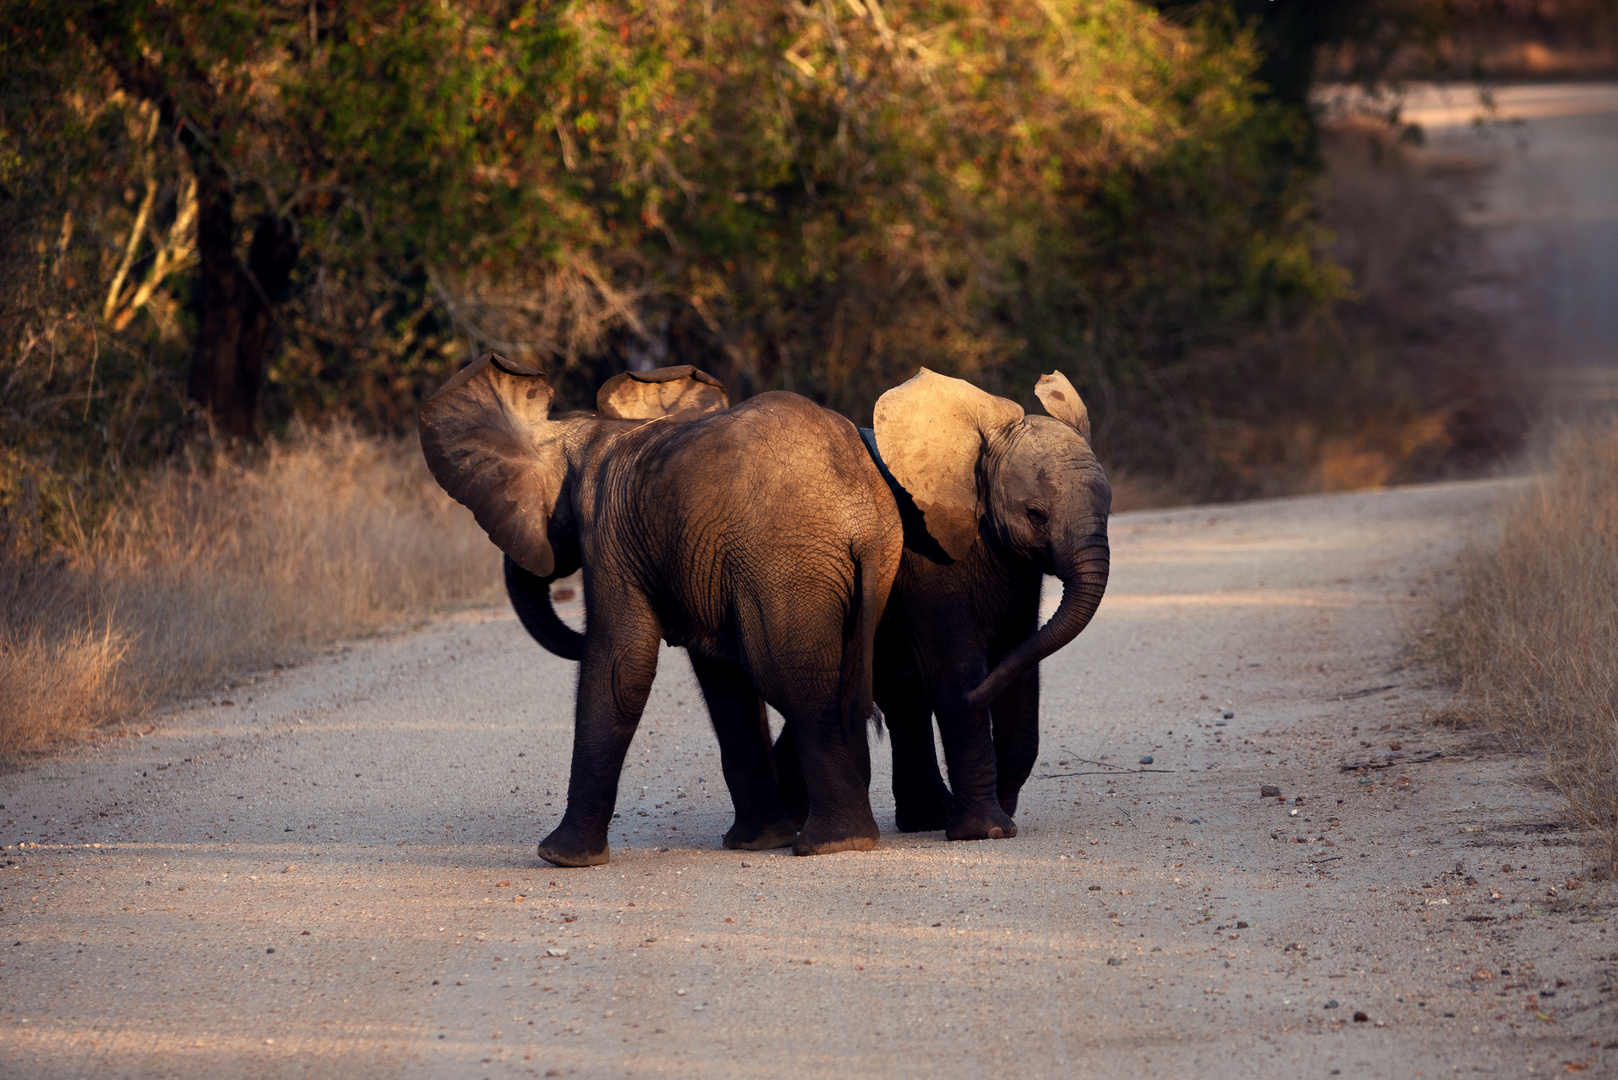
[1445,421,1618,874]
[0,424,501,755]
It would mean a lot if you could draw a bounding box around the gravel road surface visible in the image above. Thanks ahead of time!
[3,478,1614,1078]
[1401,83,1618,404]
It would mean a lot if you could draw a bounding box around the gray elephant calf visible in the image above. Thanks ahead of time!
[871,369,1111,839]
[774,369,1111,842]
[419,354,902,866]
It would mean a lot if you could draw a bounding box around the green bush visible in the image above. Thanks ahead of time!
[2,0,1342,539]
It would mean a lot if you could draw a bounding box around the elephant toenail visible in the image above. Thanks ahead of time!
[987,826,1003,839]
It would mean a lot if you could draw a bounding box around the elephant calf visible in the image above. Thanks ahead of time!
[419,355,902,866]
[778,369,1111,842]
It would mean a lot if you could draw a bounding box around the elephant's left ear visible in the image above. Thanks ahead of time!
[419,352,564,578]
[873,368,1024,562]
[1034,370,1091,443]
[597,365,729,422]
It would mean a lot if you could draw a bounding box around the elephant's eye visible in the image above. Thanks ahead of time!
[1025,505,1049,527]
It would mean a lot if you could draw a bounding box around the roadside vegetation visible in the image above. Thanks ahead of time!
[0,0,1579,752]
[1442,422,1618,876]
[0,426,498,753]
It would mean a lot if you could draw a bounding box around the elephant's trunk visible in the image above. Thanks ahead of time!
[504,555,585,662]
[964,532,1109,709]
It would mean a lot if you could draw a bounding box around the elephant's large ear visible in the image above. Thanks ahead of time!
[873,368,1024,562]
[1034,370,1091,443]
[597,365,728,422]
[419,352,564,577]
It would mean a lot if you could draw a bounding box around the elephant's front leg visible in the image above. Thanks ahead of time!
[990,667,1041,818]
[935,672,1018,842]
[538,602,661,868]
[688,654,798,851]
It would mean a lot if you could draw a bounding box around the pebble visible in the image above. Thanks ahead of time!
[1139,755,1154,765]
[1106,957,1122,966]
[1222,710,1234,719]
[1324,999,1339,1009]
[1260,785,1281,798]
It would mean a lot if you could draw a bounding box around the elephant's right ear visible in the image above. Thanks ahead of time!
[873,368,1024,562]
[419,352,563,577]
[1034,370,1091,443]
[597,365,728,422]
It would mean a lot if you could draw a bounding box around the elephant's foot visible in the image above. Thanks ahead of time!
[997,791,1020,818]
[537,820,610,867]
[793,815,880,857]
[945,802,1018,842]
[894,789,954,833]
[722,816,798,851]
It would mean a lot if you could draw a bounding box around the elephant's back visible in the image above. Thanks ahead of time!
[662,391,895,537]
[639,392,901,654]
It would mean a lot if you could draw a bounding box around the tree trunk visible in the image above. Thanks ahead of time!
[187,167,299,440]
[187,166,249,436]
[83,13,300,440]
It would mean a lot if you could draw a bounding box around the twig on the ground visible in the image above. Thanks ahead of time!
[1039,769,1175,778]
[1339,750,1443,771]
[1330,683,1400,701]
[1059,753,1130,771]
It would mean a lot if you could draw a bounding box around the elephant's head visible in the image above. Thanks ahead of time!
[418,353,728,658]
[873,368,1111,708]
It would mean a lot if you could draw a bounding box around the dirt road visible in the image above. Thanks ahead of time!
[1400,83,1618,404]
[3,478,1613,1078]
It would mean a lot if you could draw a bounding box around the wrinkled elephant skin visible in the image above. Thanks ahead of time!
[420,355,901,865]
[864,369,1111,841]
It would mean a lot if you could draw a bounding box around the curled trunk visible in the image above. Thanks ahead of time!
[965,535,1109,709]
[504,555,585,661]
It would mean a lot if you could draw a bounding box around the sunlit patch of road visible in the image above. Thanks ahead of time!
[1399,83,1618,399]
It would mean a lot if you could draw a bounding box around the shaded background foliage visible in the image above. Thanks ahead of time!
[3,0,1593,547]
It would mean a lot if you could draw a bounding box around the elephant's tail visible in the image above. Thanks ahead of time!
[841,538,894,739]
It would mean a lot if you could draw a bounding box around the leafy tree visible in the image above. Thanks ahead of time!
[3,0,1347,531]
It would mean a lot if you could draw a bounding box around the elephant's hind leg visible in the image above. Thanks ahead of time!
[761,682,880,855]
[750,657,880,855]
[787,697,881,857]
[538,593,661,868]
[877,654,954,832]
[771,723,809,831]
[689,654,797,851]
[887,712,954,833]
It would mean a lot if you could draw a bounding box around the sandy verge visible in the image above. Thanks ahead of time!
[2,477,1613,1078]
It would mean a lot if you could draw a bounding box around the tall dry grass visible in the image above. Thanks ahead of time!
[0,425,501,754]
[1446,421,1618,874]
